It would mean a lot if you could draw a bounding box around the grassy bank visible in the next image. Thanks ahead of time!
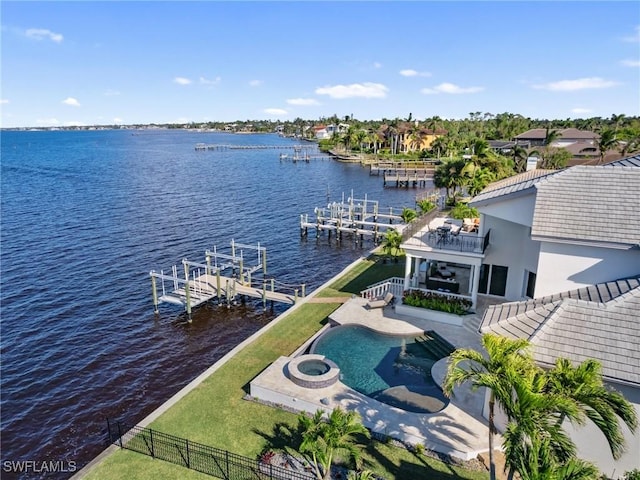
[84,255,487,480]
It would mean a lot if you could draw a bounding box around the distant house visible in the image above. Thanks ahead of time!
[313,125,330,140]
[514,127,599,147]
[397,121,446,153]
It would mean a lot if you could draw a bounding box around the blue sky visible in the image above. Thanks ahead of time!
[1,1,639,128]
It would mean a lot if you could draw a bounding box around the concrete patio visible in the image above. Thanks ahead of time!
[249,295,505,461]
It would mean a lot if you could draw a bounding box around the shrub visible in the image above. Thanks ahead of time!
[402,289,472,315]
[450,203,479,220]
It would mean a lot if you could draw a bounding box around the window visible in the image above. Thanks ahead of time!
[526,271,537,299]
[478,264,508,297]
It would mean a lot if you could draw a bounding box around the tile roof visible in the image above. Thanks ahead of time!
[480,277,640,386]
[606,154,640,168]
[514,128,599,140]
[531,165,640,246]
[469,169,557,205]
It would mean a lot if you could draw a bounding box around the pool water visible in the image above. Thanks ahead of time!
[298,359,330,376]
[311,325,449,413]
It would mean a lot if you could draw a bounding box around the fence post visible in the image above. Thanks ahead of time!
[225,451,230,479]
[150,429,155,458]
[185,438,190,468]
[117,422,123,448]
[107,418,112,445]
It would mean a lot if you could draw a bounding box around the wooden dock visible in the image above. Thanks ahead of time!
[383,168,434,188]
[195,143,317,151]
[300,192,405,243]
[149,240,305,320]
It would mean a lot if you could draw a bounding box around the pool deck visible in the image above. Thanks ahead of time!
[249,296,504,461]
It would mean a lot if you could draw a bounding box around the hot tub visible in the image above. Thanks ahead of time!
[288,354,340,389]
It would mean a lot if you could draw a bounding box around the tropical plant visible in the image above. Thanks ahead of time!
[347,470,377,480]
[597,128,618,164]
[297,408,370,480]
[381,229,403,261]
[416,199,436,215]
[402,289,472,314]
[443,334,537,480]
[544,358,638,460]
[400,207,417,223]
[450,203,479,220]
[511,144,529,173]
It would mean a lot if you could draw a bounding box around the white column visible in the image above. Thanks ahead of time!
[404,254,412,291]
[413,256,421,287]
[471,263,481,309]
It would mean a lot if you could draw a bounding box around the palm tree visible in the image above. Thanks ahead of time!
[597,128,618,164]
[501,368,583,480]
[443,334,537,480]
[298,408,370,480]
[543,128,561,147]
[511,144,529,173]
[545,358,638,460]
[382,228,403,261]
[400,207,417,223]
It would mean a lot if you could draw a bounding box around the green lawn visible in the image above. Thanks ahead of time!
[83,258,488,480]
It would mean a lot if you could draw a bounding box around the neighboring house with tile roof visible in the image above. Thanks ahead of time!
[479,277,640,476]
[514,127,599,147]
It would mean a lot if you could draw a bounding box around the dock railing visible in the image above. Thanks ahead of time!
[106,419,315,480]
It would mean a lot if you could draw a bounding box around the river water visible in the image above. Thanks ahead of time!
[0,129,425,478]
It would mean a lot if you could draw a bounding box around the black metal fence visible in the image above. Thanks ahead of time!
[107,419,315,480]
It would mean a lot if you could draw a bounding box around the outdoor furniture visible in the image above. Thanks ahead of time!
[366,291,394,309]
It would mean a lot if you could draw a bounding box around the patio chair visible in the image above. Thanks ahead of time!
[366,291,395,309]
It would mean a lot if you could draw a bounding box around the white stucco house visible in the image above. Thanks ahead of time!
[400,157,640,308]
[399,155,640,477]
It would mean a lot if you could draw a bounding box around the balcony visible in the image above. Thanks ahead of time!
[403,223,490,255]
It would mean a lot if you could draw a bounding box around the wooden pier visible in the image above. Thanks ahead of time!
[195,143,317,151]
[149,240,305,320]
[383,168,434,188]
[369,161,437,175]
[300,192,405,243]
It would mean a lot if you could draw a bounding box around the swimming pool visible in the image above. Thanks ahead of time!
[311,325,449,414]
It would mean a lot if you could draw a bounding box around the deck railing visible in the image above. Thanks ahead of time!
[403,228,491,254]
[361,277,405,299]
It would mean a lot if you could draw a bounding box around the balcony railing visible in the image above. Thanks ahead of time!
[403,228,491,254]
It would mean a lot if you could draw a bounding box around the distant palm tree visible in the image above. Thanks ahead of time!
[597,128,618,164]
[400,207,417,223]
[511,144,529,173]
[544,128,560,147]
[382,228,403,261]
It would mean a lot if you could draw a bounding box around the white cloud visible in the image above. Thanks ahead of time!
[400,69,431,77]
[25,28,63,43]
[621,59,640,67]
[1,99,9,104]
[315,82,388,99]
[373,62,382,69]
[286,98,320,106]
[420,82,484,95]
[249,80,263,87]
[200,76,221,85]
[571,107,592,114]
[64,121,84,127]
[62,97,81,107]
[36,118,60,126]
[174,77,192,85]
[104,89,120,96]
[264,108,287,115]
[113,117,123,124]
[621,25,640,42]
[532,77,619,91]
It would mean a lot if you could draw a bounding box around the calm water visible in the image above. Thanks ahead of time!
[0,129,423,478]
